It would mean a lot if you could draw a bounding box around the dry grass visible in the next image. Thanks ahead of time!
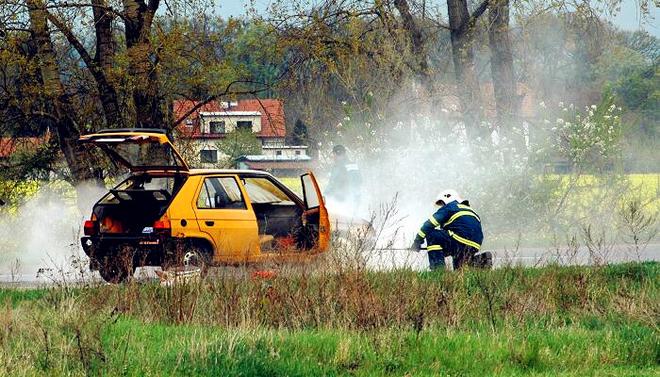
[0,262,657,376]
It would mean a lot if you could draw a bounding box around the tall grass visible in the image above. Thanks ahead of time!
[0,263,657,375]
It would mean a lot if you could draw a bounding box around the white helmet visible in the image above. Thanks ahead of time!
[435,189,462,206]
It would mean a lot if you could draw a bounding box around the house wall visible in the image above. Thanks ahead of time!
[262,146,308,158]
[179,139,301,168]
[261,138,286,147]
[199,114,262,134]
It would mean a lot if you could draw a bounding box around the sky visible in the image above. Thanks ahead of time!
[216,0,659,37]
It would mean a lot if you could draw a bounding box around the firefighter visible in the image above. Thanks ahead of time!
[325,144,362,210]
[411,189,484,270]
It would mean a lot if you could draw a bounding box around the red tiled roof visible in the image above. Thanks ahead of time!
[0,136,48,158]
[173,99,286,138]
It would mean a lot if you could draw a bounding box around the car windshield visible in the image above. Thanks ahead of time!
[242,177,295,204]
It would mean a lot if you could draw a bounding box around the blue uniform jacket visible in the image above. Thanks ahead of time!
[414,200,484,250]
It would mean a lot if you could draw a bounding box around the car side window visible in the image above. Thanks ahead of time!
[197,177,246,209]
[242,177,295,205]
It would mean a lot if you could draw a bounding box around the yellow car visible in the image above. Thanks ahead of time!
[79,129,329,283]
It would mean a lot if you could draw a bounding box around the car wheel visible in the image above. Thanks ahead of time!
[182,247,210,273]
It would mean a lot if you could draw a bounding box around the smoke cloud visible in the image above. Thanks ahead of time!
[0,183,107,283]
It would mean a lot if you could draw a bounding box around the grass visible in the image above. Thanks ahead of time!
[0,262,658,376]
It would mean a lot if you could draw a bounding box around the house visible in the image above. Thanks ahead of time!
[173,99,312,174]
[236,146,312,176]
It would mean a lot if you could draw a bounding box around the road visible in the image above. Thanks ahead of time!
[1,243,658,286]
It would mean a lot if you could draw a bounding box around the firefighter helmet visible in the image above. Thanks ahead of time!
[332,144,346,156]
[435,189,462,206]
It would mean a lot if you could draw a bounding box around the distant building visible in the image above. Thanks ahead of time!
[237,146,312,176]
[173,99,311,174]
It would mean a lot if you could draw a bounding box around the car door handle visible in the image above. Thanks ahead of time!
[205,221,214,226]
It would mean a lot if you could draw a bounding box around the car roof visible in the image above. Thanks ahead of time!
[188,168,275,177]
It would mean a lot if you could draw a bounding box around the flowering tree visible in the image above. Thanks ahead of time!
[552,98,623,172]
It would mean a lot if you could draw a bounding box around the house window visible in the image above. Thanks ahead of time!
[200,150,217,163]
[236,121,252,131]
[185,119,193,128]
[295,150,301,155]
[276,150,283,156]
[209,121,225,134]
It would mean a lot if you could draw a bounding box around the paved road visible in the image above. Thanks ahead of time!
[361,243,660,270]
[1,243,658,286]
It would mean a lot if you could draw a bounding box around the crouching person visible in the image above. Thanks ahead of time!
[411,189,484,270]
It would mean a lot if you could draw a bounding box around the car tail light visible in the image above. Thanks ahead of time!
[154,218,171,233]
[83,220,97,236]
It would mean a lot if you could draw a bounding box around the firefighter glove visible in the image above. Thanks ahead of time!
[410,240,423,252]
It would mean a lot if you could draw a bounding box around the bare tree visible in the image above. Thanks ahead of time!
[25,0,95,184]
[123,0,164,128]
[46,9,121,127]
[488,0,518,139]
[393,0,430,86]
[447,0,489,139]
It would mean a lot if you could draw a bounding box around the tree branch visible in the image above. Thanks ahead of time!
[44,2,127,22]
[456,0,489,35]
[45,13,97,74]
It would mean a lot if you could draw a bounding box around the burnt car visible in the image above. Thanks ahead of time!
[80,129,329,283]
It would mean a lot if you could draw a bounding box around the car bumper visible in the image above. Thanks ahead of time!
[81,235,171,269]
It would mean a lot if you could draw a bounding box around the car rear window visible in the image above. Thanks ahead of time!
[99,175,183,204]
[102,141,186,169]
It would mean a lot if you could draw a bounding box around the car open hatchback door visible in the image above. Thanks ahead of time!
[79,129,188,172]
[300,172,330,251]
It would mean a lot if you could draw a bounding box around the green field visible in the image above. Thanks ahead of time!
[1,263,658,376]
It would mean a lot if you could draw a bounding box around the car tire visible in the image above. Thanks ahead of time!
[182,246,212,274]
[164,244,212,275]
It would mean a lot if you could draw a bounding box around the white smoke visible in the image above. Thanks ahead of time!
[0,182,108,282]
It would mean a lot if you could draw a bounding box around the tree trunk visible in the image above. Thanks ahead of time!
[123,0,164,128]
[488,0,518,140]
[393,0,430,86]
[92,0,115,72]
[91,0,122,127]
[46,11,121,128]
[447,0,487,140]
[26,0,94,184]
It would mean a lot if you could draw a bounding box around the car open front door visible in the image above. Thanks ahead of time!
[300,172,330,251]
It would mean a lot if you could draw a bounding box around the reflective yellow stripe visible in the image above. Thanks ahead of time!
[418,230,426,238]
[429,216,440,227]
[427,245,443,251]
[443,211,481,227]
[457,204,472,210]
[448,230,481,250]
